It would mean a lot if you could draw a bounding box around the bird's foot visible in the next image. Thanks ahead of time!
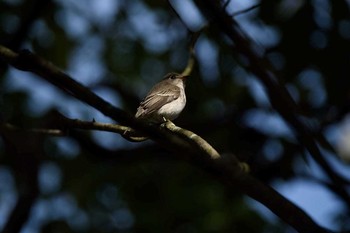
[160,118,175,129]
[160,116,169,126]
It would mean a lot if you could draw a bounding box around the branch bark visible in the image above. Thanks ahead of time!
[0,44,333,233]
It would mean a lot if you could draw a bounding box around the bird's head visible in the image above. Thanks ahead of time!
[163,72,189,86]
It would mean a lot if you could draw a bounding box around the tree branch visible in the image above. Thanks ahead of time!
[56,114,148,142]
[231,4,260,17]
[0,44,334,233]
[193,0,350,209]
[181,29,203,77]
[1,113,149,142]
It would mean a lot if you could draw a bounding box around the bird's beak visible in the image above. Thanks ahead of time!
[179,75,189,80]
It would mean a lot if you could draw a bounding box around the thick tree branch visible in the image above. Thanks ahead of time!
[164,120,221,159]
[193,0,350,209]
[0,44,333,233]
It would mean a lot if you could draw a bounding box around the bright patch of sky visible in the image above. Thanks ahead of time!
[55,0,120,28]
[87,0,120,26]
[126,1,177,53]
[276,179,344,230]
[4,68,119,123]
[248,136,350,231]
[68,36,107,85]
[247,178,345,231]
[235,72,270,107]
[243,109,294,138]
[227,0,281,48]
[55,9,91,39]
[169,0,206,31]
[308,149,350,182]
[4,69,69,115]
[196,37,220,85]
[92,87,122,119]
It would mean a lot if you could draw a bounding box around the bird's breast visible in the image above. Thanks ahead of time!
[157,90,186,120]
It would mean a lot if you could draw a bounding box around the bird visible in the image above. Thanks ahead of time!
[135,72,188,124]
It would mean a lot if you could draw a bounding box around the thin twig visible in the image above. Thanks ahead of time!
[231,4,260,17]
[1,116,149,142]
[58,115,148,142]
[2,123,65,136]
[181,28,204,76]
[222,0,231,10]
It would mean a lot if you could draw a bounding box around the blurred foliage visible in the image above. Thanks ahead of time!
[0,0,350,232]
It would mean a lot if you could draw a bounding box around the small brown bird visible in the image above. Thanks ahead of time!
[135,72,188,123]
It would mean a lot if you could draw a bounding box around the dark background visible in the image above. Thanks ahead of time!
[0,0,350,232]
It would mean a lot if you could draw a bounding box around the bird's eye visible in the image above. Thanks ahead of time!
[170,75,176,79]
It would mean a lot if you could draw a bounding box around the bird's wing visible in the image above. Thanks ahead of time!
[136,85,181,118]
